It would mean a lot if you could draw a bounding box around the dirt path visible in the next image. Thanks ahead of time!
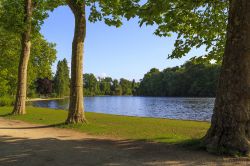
[0,118,249,166]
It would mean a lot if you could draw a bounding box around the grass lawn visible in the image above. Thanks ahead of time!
[0,106,210,144]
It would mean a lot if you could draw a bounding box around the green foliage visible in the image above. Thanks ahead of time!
[99,77,112,95]
[111,79,123,95]
[138,68,162,96]
[0,27,56,96]
[83,73,99,96]
[137,61,220,97]
[0,69,10,96]
[28,89,39,98]
[65,0,140,27]
[0,0,59,97]
[0,0,25,34]
[0,0,64,34]
[120,78,133,95]
[0,27,20,95]
[83,74,137,96]
[86,0,140,27]
[54,59,70,97]
[0,106,210,143]
[27,34,57,97]
[29,34,57,80]
[0,96,15,106]
[138,0,229,62]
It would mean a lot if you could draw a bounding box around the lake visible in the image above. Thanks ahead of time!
[30,96,215,121]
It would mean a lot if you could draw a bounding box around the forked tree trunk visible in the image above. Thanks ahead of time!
[203,0,250,155]
[12,0,32,115]
[66,0,87,124]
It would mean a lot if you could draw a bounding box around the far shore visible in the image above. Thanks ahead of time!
[26,97,68,102]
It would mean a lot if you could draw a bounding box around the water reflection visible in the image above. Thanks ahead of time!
[31,97,215,121]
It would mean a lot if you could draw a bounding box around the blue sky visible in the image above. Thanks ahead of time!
[41,6,204,81]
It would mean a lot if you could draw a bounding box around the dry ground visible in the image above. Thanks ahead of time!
[0,118,249,166]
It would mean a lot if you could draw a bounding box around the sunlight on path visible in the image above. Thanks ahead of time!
[0,118,249,166]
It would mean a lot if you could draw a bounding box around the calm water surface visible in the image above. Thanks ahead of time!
[31,97,215,121]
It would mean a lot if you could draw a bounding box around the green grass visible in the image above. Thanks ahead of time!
[0,106,210,144]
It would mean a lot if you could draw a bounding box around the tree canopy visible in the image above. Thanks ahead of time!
[54,59,70,97]
[137,61,220,97]
[83,74,137,96]
[0,27,56,97]
[0,0,64,34]
[138,0,228,62]
[85,0,140,27]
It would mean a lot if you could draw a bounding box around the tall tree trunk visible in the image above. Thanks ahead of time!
[203,0,250,155]
[66,0,87,124]
[12,0,32,115]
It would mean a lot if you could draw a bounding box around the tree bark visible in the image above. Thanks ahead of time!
[203,0,250,155]
[12,0,32,115]
[66,0,87,124]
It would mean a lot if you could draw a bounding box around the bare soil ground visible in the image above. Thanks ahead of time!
[0,118,249,166]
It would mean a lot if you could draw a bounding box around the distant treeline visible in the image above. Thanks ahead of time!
[137,61,221,97]
[35,59,139,97]
[83,74,139,96]
[35,60,221,97]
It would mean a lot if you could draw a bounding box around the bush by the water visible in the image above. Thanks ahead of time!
[0,96,15,106]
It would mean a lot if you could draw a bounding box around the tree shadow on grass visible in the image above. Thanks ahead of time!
[0,115,66,129]
[0,135,249,166]
[0,113,12,117]
[0,123,66,130]
[137,137,204,152]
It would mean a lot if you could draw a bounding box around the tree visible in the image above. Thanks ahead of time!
[29,34,57,82]
[65,0,87,124]
[0,26,18,96]
[83,73,98,96]
[27,34,57,97]
[139,0,250,154]
[137,68,162,96]
[139,0,228,63]
[0,26,57,97]
[99,77,112,95]
[82,74,139,96]
[161,67,181,96]
[12,0,33,115]
[65,0,139,124]
[120,78,133,95]
[183,62,219,97]
[36,78,53,97]
[131,79,139,95]
[0,0,62,115]
[203,0,250,155]
[111,79,122,96]
[54,59,70,97]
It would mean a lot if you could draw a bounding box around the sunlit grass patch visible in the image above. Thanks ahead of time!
[0,106,210,144]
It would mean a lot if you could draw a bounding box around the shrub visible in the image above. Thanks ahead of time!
[0,96,15,106]
[27,89,39,98]
[50,93,58,98]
